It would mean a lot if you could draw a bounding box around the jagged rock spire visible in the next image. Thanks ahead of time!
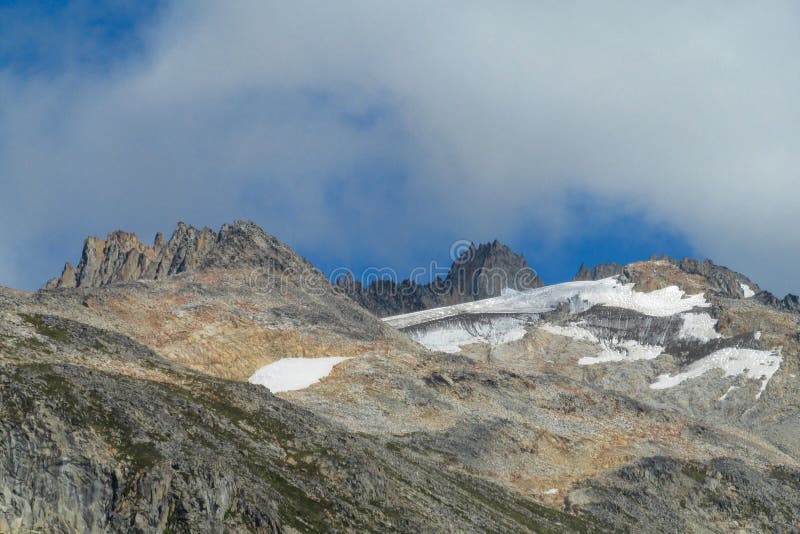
[447,241,541,299]
[42,220,306,289]
[573,261,624,281]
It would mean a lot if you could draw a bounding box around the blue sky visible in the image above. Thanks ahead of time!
[0,1,159,73]
[2,1,798,294]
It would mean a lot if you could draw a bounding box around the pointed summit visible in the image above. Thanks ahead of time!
[447,240,541,299]
[338,239,541,316]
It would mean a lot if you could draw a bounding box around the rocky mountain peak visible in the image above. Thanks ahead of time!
[754,290,800,314]
[42,220,310,290]
[574,256,763,301]
[573,261,624,281]
[202,220,309,271]
[448,240,541,299]
[338,239,541,316]
[676,257,760,298]
[62,231,156,288]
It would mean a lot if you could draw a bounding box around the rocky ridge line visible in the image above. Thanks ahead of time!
[336,240,542,317]
[573,262,624,281]
[43,221,315,290]
[574,256,770,300]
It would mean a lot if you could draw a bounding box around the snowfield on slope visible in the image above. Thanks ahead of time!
[384,278,710,354]
[408,316,528,354]
[678,313,721,342]
[384,278,710,331]
[540,323,664,365]
[383,277,783,400]
[650,348,782,399]
[249,357,351,393]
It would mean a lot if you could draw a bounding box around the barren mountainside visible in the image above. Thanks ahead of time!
[2,220,799,533]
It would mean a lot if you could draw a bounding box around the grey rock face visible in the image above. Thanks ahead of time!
[676,258,760,298]
[573,262,624,281]
[199,221,315,272]
[336,276,447,317]
[568,456,800,533]
[573,305,771,368]
[147,222,216,279]
[755,290,800,314]
[574,306,687,347]
[42,221,316,290]
[338,240,542,317]
[574,257,763,300]
[43,262,77,290]
[447,241,542,299]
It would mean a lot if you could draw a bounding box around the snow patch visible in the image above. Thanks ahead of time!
[249,357,351,393]
[540,323,598,343]
[540,323,663,365]
[740,283,755,298]
[579,282,709,317]
[385,278,710,330]
[409,326,479,354]
[650,348,782,399]
[754,331,762,340]
[544,488,559,495]
[579,339,664,365]
[679,313,721,342]
[409,316,527,353]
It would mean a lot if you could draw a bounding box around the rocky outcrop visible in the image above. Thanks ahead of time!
[755,291,800,314]
[199,221,314,272]
[676,258,760,298]
[447,241,542,299]
[337,241,542,317]
[573,262,624,281]
[44,225,201,289]
[635,255,796,312]
[43,221,317,290]
[574,257,760,300]
[568,456,800,533]
[47,262,77,288]
[336,275,448,317]
[147,224,216,279]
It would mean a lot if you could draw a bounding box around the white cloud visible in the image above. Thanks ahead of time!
[1,1,799,294]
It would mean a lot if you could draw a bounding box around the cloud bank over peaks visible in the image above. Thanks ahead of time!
[0,1,798,294]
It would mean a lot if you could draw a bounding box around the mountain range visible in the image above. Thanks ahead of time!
[2,220,799,533]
